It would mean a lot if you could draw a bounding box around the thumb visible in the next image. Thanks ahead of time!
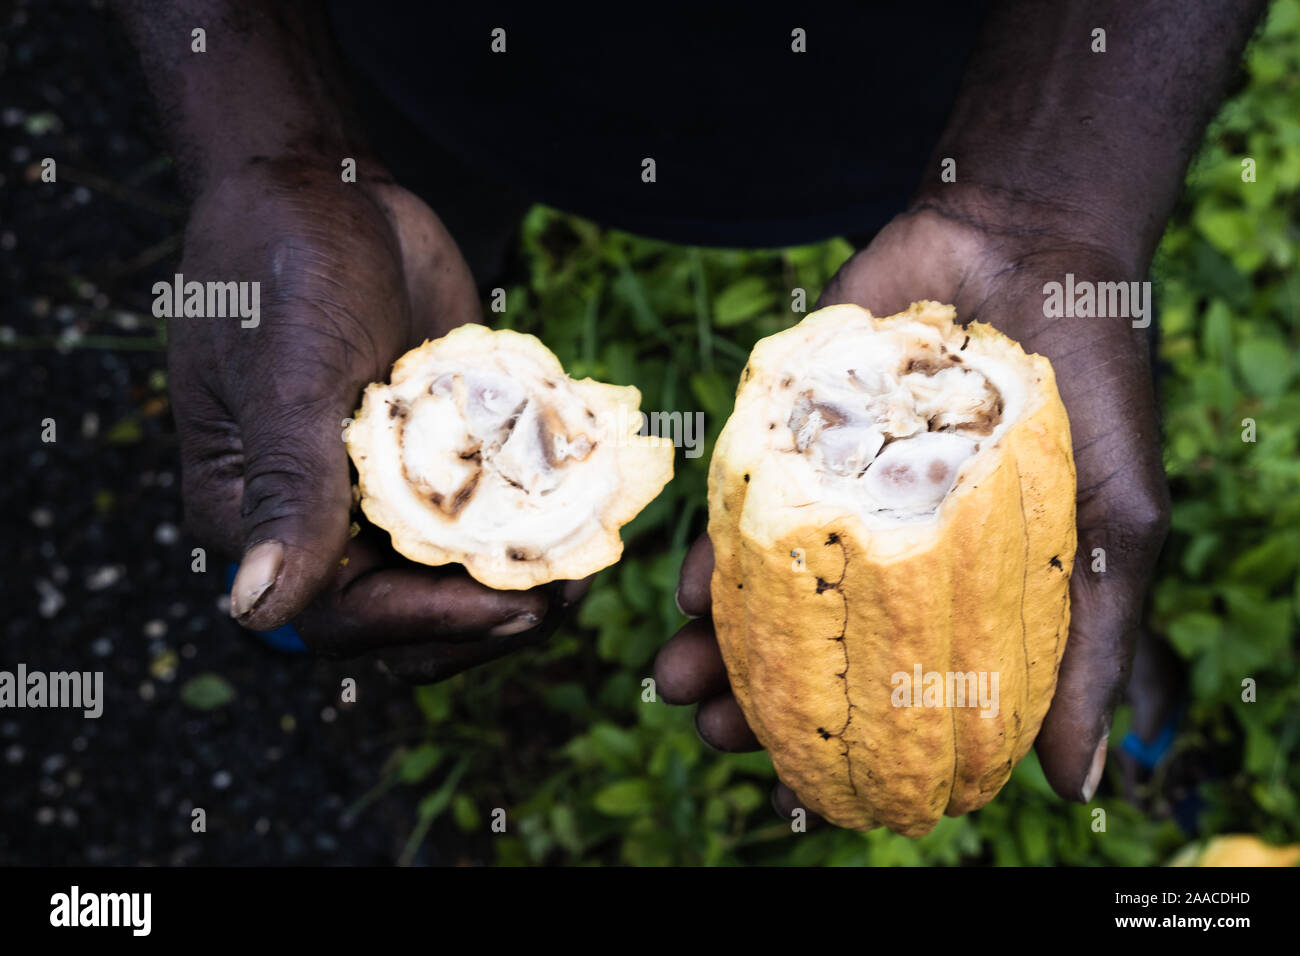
[229,398,353,631]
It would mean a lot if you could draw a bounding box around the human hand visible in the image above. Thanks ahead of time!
[656,203,1170,821]
[173,157,586,682]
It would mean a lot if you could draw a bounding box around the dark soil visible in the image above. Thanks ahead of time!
[0,0,477,866]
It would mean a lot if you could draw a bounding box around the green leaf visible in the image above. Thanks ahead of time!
[587,722,642,771]
[104,416,143,444]
[452,794,480,831]
[399,743,445,783]
[712,277,776,327]
[1236,338,1294,397]
[550,804,584,855]
[179,673,236,710]
[414,683,453,724]
[416,756,470,820]
[1229,534,1300,588]
[593,778,655,817]
[1166,612,1223,657]
[689,370,735,418]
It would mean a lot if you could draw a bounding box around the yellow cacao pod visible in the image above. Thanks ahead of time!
[708,301,1076,835]
[1170,835,1300,867]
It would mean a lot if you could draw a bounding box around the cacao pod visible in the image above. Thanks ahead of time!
[708,301,1076,835]
[346,324,673,589]
[1170,834,1300,867]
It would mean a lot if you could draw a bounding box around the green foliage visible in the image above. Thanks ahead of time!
[386,0,1300,864]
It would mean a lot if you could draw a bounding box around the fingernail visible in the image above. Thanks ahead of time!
[230,540,284,619]
[674,586,689,617]
[489,611,540,637]
[693,709,723,754]
[1081,734,1109,802]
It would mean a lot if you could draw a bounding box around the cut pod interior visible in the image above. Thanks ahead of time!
[742,304,1032,524]
[345,324,673,588]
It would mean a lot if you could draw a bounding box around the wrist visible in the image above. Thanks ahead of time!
[908,183,1151,280]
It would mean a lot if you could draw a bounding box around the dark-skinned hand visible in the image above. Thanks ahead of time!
[173,156,587,682]
[655,204,1170,824]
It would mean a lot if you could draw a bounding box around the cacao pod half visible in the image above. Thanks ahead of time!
[346,324,674,589]
[708,301,1076,835]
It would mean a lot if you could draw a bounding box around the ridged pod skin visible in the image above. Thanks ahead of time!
[708,302,1076,835]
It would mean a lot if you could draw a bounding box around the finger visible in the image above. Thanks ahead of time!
[653,619,730,704]
[772,782,824,829]
[675,534,714,617]
[174,387,249,562]
[226,394,354,631]
[1036,490,1170,802]
[377,625,552,685]
[695,692,761,752]
[556,575,595,608]
[1031,325,1171,803]
[294,533,549,656]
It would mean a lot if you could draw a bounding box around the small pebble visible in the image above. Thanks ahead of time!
[35,579,64,618]
[85,565,124,591]
[149,649,177,681]
[42,754,67,774]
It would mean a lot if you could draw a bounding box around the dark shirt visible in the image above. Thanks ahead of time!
[327,3,987,248]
